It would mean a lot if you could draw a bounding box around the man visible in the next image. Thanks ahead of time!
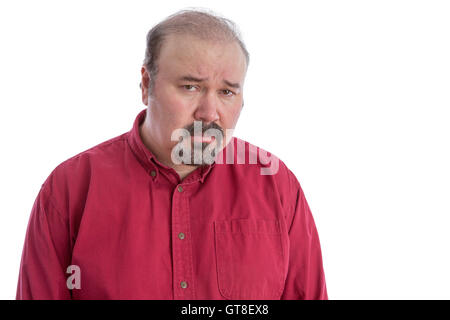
[16,9,327,300]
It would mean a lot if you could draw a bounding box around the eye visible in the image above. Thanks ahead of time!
[182,85,197,92]
[222,89,234,96]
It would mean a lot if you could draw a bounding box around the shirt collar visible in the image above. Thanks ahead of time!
[126,108,217,184]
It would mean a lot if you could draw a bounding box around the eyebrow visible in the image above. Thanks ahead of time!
[179,75,241,90]
[223,80,241,89]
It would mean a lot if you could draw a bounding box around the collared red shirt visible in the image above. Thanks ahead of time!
[16,108,328,300]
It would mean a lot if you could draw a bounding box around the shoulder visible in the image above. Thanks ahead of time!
[58,132,129,170]
[236,138,309,228]
[225,137,302,210]
[39,132,129,208]
[228,136,298,181]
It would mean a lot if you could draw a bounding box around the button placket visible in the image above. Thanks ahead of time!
[171,184,195,299]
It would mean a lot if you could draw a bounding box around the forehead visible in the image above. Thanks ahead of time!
[156,33,247,82]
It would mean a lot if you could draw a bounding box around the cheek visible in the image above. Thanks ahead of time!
[221,104,242,128]
[150,102,187,145]
[219,105,242,145]
[155,89,192,123]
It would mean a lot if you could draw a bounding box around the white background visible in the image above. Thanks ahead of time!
[1,0,449,300]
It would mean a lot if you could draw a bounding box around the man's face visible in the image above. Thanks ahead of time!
[140,33,247,166]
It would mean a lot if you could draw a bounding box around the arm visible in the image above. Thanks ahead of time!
[16,186,72,300]
[280,174,328,300]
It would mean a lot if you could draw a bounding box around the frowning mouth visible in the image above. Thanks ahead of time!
[191,135,215,143]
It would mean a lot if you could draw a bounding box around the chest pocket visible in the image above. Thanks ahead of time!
[214,219,285,299]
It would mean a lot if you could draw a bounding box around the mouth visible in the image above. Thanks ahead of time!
[191,135,215,143]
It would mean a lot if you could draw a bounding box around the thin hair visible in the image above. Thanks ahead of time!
[141,8,250,93]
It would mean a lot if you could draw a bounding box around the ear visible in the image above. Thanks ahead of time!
[141,66,150,106]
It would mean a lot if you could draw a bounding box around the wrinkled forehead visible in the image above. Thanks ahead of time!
[157,33,247,83]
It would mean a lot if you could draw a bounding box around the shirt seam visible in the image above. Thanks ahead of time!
[56,134,128,168]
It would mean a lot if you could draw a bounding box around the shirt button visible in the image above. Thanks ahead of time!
[177,186,183,192]
[180,281,188,289]
[178,232,185,240]
[150,170,156,177]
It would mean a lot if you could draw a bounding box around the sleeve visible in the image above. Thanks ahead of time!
[16,185,72,300]
[280,172,328,300]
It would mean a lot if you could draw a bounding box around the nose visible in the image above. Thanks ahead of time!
[193,92,220,124]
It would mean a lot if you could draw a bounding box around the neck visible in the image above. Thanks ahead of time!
[174,165,199,180]
[139,118,199,181]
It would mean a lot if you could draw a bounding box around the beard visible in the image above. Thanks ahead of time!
[178,138,221,166]
[171,120,225,166]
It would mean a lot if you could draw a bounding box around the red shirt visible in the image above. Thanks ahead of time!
[16,108,328,300]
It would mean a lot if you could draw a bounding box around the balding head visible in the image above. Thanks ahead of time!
[141,8,249,93]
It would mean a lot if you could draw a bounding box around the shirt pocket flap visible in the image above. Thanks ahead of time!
[214,219,285,299]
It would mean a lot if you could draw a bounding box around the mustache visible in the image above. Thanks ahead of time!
[183,121,224,137]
